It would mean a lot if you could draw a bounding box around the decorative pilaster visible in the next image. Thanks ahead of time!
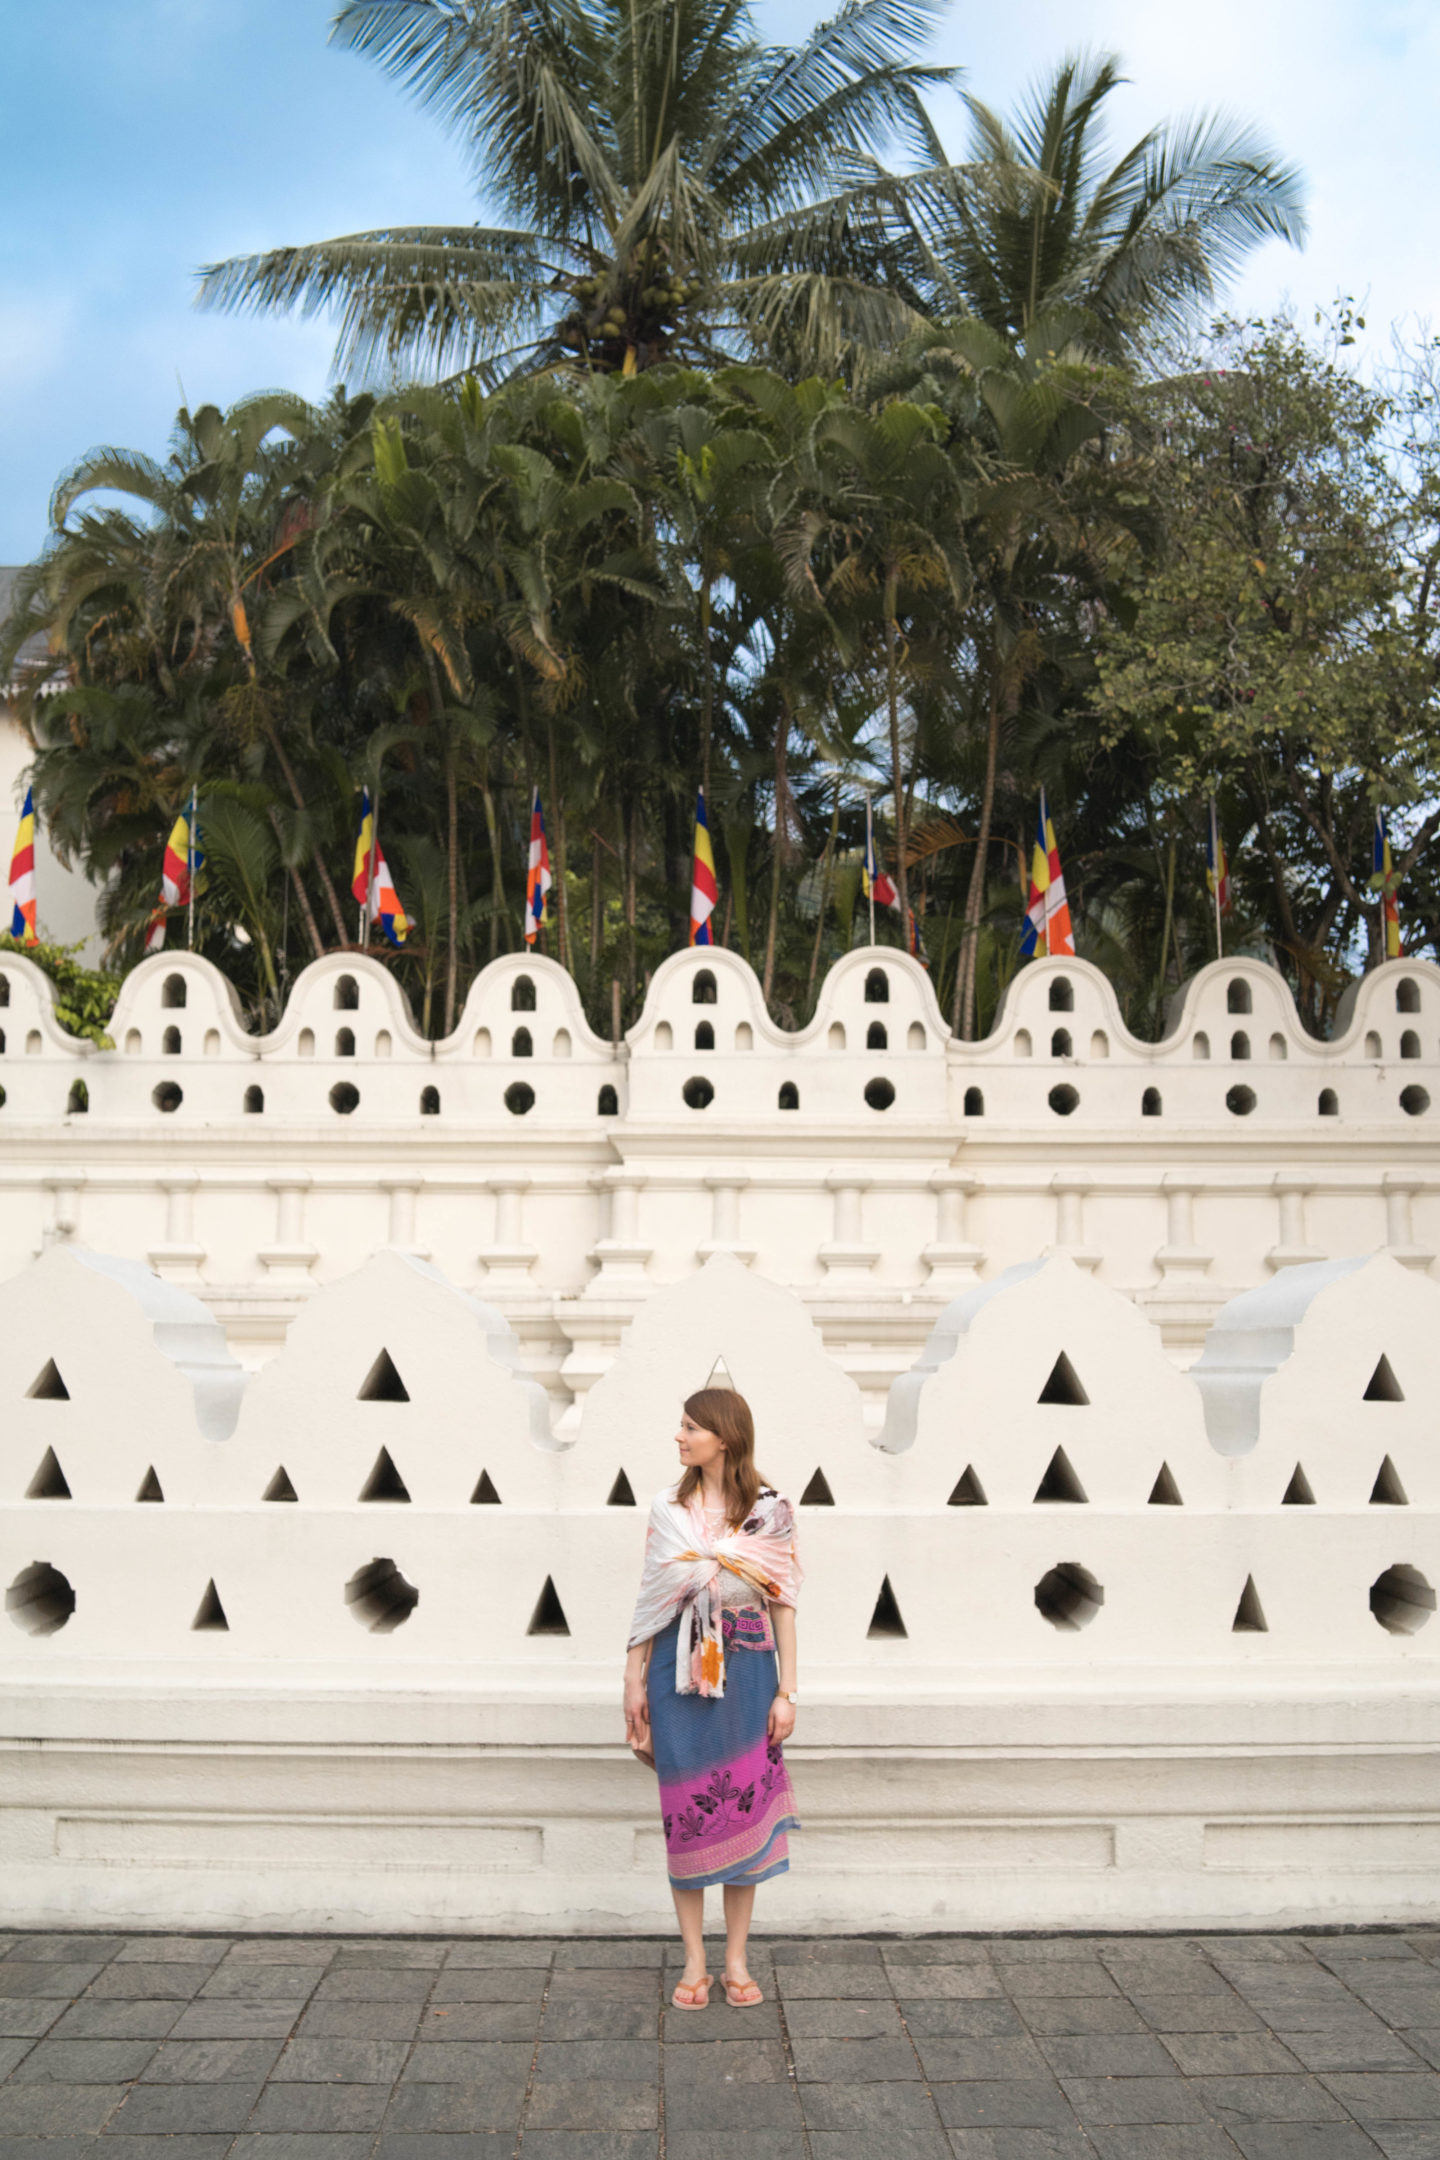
[1048,1173,1100,1272]
[38,1174,83,1255]
[379,1177,430,1260]
[817,1173,879,1290]
[922,1171,983,1293]
[259,1175,318,1279]
[148,1173,206,1282]
[477,1175,538,1287]
[1382,1172,1434,1272]
[698,1174,755,1265]
[1266,1172,1323,1271]
[583,1168,652,1292]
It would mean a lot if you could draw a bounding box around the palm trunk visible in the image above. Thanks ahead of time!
[546,718,570,972]
[761,708,787,1003]
[288,866,325,961]
[807,774,842,1004]
[884,578,909,936]
[954,646,1003,1041]
[445,745,460,1035]
[264,724,348,946]
[481,772,505,958]
[623,796,638,997]
[590,823,603,967]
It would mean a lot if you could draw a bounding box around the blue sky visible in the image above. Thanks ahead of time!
[1,0,1434,563]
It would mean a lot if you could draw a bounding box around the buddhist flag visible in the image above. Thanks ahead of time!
[1372,810,1401,960]
[143,800,198,955]
[525,786,552,947]
[1020,789,1074,959]
[351,788,377,906]
[7,787,36,944]
[367,838,409,947]
[1206,800,1231,916]
[861,797,898,910]
[689,787,717,947]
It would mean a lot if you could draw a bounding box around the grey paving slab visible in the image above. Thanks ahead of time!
[535,2039,660,2082]
[198,1965,326,2002]
[1320,2071,1440,2122]
[311,1968,434,2004]
[1394,2026,1440,2070]
[1189,2073,1354,2122]
[556,1941,666,1967]
[0,1962,108,1999]
[932,2080,1079,2131]
[220,1940,340,1964]
[246,2083,390,2131]
[229,2139,375,2160]
[443,1938,560,1965]
[271,2036,409,2082]
[0,2002,65,2039]
[328,1941,448,1969]
[1128,1992,1266,2033]
[1159,2031,1306,2076]
[11,2038,154,2083]
[667,2135,805,2160]
[788,2034,923,2082]
[1086,2131,1244,2160]
[662,2076,803,2127]
[659,2000,778,2041]
[101,2079,263,2133]
[771,1961,892,1998]
[944,2134,1099,2160]
[1276,2024,1421,2073]
[50,2000,183,2041]
[1367,2130,1440,2159]
[168,2000,302,2040]
[382,2081,526,2131]
[883,1938,1001,1964]
[1059,2074,1213,2124]
[296,1999,426,2041]
[797,2078,945,2131]
[901,1998,1028,2039]
[542,1997,656,2041]
[914,2037,1052,2083]
[807,2133,952,2160]
[525,2081,660,2130]
[550,1969,655,1999]
[1015,1996,1148,2038]
[5,1937,124,1963]
[1228,2129,1386,2160]
[0,2053,29,2088]
[0,2141,108,2160]
[114,1938,227,1965]
[782,1994,904,2036]
[768,1938,885,1962]
[518,2138,660,2160]
[1035,2032,1176,2078]
[0,2081,127,2133]
[139,2037,284,2083]
[996,1964,1120,2001]
[375,2137,516,2160]
[399,2040,532,2082]
[93,2141,236,2159]
[431,1965,549,2002]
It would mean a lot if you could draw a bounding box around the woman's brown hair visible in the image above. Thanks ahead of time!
[675,1388,765,1525]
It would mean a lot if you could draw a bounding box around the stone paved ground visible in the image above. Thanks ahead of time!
[0,1930,1439,2158]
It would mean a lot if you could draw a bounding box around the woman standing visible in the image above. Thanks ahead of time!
[623,1387,801,2010]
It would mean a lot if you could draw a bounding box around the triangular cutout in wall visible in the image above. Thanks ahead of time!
[704,1355,737,1391]
[867,1576,907,1638]
[1363,1354,1404,1402]
[1232,1576,1268,1633]
[263,1466,298,1503]
[947,1466,987,1507]
[527,1576,570,1636]
[606,1469,636,1507]
[1033,1446,1087,1504]
[358,1349,410,1403]
[1281,1463,1315,1505]
[26,1360,69,1402]
[192,1579,229,1632]
[800,1467,835,1506]
[1370,1455,1409,1506]
[26,1447,71,1500]
[1148,1463,1183,1506]
[1038,1352,1089,1406]
[471,1469,502,1505]
[135,1466,164,1504]
[359,1447,411,1503]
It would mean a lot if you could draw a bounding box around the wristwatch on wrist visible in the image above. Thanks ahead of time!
[778,1691,798,1705]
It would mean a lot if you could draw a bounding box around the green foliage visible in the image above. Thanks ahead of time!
[0,936,119,1047]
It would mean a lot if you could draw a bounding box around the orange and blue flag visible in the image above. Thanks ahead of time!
[525,787,552,947]
[352,789,409,945]
[1206,800,1231,916]
[144,796,199,954]
[352,788,377,907]
[1021,789,1074,959]
[7,787,36,945]
[862,797,898,911]
[1372,810,1401,960]
[689,787,718,947]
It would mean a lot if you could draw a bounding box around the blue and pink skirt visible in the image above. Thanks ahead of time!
[647,1609,799,1889]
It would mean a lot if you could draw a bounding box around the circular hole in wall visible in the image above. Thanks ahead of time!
[345,1557,419,1633]
[1226,1084,1256,1117]
[6,1560,75,1636]
[864,1077,896,1111]
[1047,1084,1079,1117]
[1400,1085,1430,1117]
[504,1081,535,1116]
[329,1082,360,1116]
[1370,1563,1436,1636]
[1034,1561,1103,1631]
[683,1076,715,1109]
[152,1082,183,1114]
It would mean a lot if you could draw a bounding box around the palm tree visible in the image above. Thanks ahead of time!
[900,52,1306,359]
[197,0,954,381]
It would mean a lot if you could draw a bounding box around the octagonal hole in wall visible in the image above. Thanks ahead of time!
[1142,1086,1162,1117]
[336,1028,356,1057]
[67,1081,88,1115]
[864,1077,895,1111]
[865,969,889,1004]
[334,974,359,1011]
[598,1085,619,1116]
[1281,1463,1315,1505]
[329,1082,359,1115]
[505,1082,536,1116]
[1227,979,1252,1015]
[1401,1085,1430,1116]
[244,1085,264,1114]
[162,1026,182,1056]
[1401,1030,1421,1059]
[1226,1084,1256,1117]
[1366,1030,1382,1058]
[512,974,536,1012]
[948,1465,986,1506]
[346,1557,418,1633]
[693,970,717,1005]
[867,1576,906,1637]
[528,1576,570,1635]
[1370,1564,1435,1636]
[1048,977,1073,1013]
[27,1359,68,1401]
[135,1466,164,1504]
[420,1086,440,1116]
[152,1082,183,1114]
[1051,1028,1072,1058]
[1232,1576,1267,1632]
[511,1027,533,1058]
[1193,1031,1210,1060]
[1371,1455,1408,1505]
[695,1020,715,1051]
[1015,1029,1032,1058]
[26,1447,71,1500]
[1398,979,1421,1014]
[298,1028,315,1058]
[263,1466,298,1503]
[7,1561,75,1636]
[1230,1031,1251,1060]
[800,1468,834,1505]
[778,1082,799,1110]
[867,1021,887,1051]
[161,974,187,1010]
[192,1580,228,1632]
[607,1469,636,1506]
[1035,1562,1102,1630]
[1364,1355,1403,1402]
[471,1470,501,1505]
[1048,1084,1079,1116]
[683,1075,715,1110]
[964,1087,984,1116]
[1148,1462,1183,1505]
[1318,1088,1339,1116]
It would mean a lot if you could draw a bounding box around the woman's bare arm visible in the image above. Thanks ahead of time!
[768,1602,797,1743]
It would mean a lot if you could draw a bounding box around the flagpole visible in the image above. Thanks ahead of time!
[1038,786,1050,955]
[865,793,876,947]
[186,786,197,952]
[1210,800,1224,961]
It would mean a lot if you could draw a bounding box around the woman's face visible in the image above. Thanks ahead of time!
[676,1408,725,1476]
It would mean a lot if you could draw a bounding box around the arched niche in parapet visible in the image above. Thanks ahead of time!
[986,955,1139,1060]
[878,1254,1221,1512]
[443,950,613,1067]
[106,952,254,1062]
[575,1251,865,1508]
[1194,1255,1440,1517]
[1158,957,1307,1065]
[0,1246,246,1514]
[806,945,951,1058]
[231,1250,560,1518]
[1333,958,1440,1064]
[627,945,773,1056]
[260,953,425,1066]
